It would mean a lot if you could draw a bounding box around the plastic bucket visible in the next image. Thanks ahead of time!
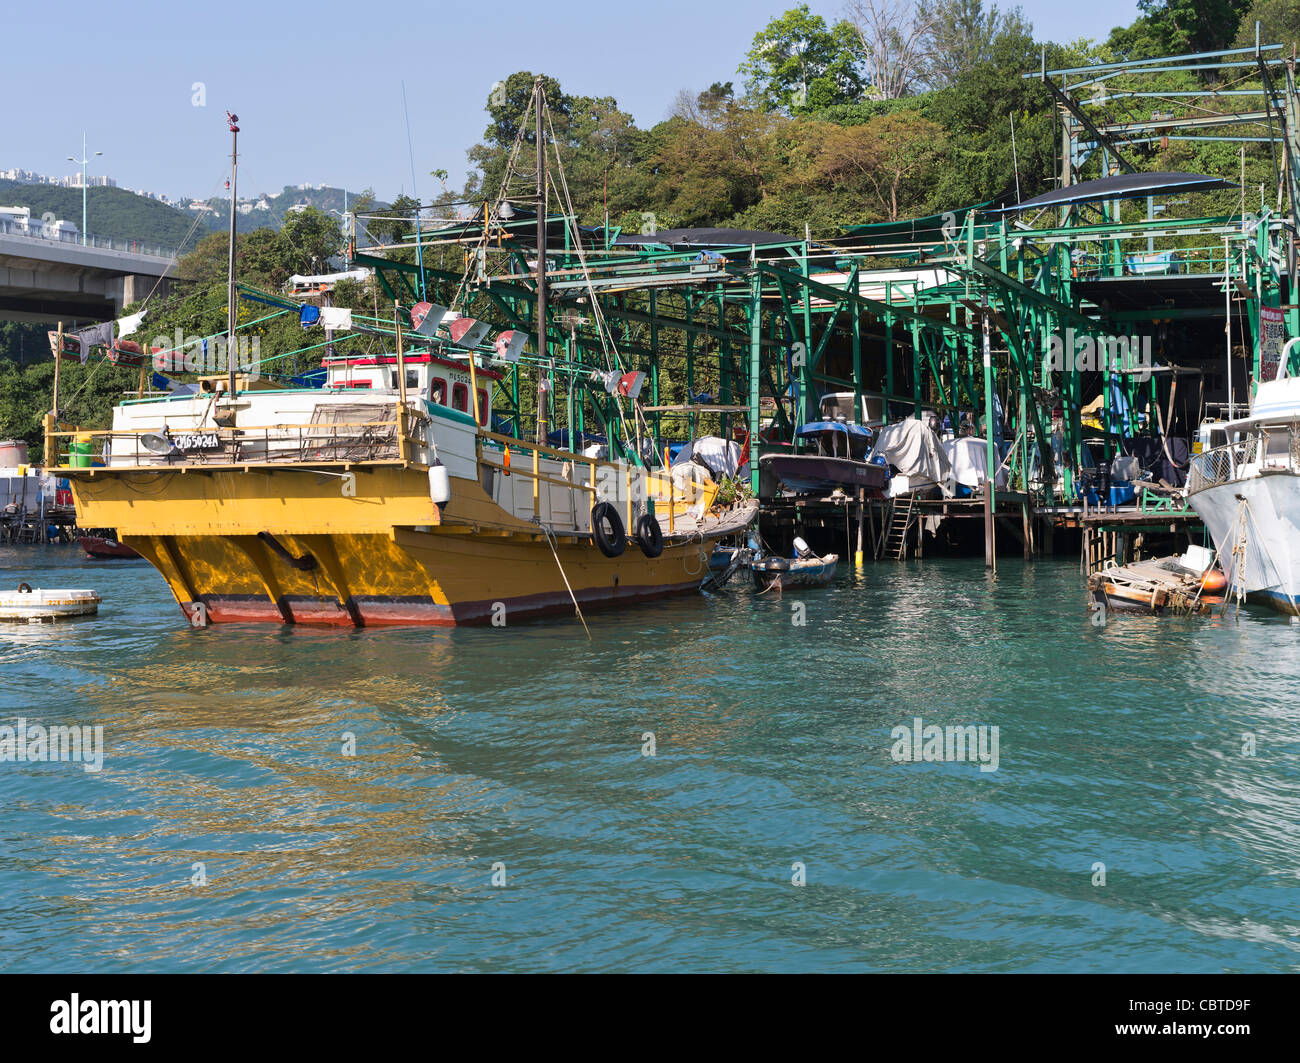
[70,435,93,468]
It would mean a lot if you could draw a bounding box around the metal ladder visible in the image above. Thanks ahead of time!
[882,495,915,560]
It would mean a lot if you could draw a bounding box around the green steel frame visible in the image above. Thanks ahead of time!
[339,43,1299,512]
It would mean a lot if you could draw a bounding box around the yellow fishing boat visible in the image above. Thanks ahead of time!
[45,348,753,627]
[45,84,757,628]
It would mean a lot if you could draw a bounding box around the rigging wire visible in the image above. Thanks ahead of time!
[400,81,428,301]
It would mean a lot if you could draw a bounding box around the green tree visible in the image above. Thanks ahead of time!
[645,91,786,228]
[1136,0,1253,55]
[467,71,571,202]
[812,111,950,220]
[924,27,1055,205]
[1233,0,1300,47]
[917,0,1034,88]
[740,5,866,112]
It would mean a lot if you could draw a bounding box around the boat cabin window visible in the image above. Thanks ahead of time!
[477,388,488,422]
[1265,429,1291,457]
[452,382,469,413]
[430,376,448,405]
[388,368,420,391]
[820,395,854,421]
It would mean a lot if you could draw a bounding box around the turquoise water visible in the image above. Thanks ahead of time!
[1,543,1298,972]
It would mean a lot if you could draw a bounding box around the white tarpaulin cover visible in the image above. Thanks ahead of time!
[870,419,951,485]
[672,436,743,479]
[318,307,353,331]
[944,437,1008,489]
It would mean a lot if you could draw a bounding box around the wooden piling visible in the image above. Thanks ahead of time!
[983,481,995,569]
[855,488,865,567]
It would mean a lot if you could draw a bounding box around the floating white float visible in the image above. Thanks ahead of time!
[0,583,101,623]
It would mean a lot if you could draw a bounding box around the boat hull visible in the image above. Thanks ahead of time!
[749,554,839,590]
[79,535,140,559]
[1189,471,1300,614]
[759,454,887,495]
[66,464,739,627]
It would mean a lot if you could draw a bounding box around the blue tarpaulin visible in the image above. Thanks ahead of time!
[796,420,872,438]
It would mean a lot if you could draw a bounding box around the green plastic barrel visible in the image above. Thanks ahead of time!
[70,436,93,468]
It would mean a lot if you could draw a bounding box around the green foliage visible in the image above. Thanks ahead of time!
[1135,0,1254,55]
[918,0,1035,89]
[740,4,866,112]
[1232,0,1300,47]
[0,179,198,250]
[0,357,141,463]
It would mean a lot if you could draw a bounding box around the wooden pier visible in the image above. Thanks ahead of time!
[759,486,1204,575]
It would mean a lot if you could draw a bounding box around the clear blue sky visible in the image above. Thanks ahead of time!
[3,0,1140,205]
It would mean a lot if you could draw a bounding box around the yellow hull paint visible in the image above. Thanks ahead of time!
[67,464,718,626]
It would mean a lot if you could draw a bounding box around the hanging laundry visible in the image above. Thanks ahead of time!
[47,331,81,362]
[318,307,352,331]
[299,304,321,329]
[117,309,147,338]
[75,320,115,365]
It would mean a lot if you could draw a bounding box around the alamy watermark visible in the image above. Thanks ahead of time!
[1047,329,1154,382]
[0,717,104,772]
[890,716,999,773]
[151,328,262,379]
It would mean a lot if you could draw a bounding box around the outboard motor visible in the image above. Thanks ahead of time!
[792,536,813,559]
[1096,460,1112,508]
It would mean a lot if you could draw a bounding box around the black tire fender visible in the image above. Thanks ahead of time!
[591,502,626,558]
[635,513,664,558]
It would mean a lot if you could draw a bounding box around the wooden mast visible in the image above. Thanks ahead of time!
[225,111,240,398]
[535,78,549,447]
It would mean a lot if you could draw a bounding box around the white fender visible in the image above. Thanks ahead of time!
[428,461,450,504]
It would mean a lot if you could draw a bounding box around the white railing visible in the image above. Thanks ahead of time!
[1187,426,1300,493]
[0,216,176,260]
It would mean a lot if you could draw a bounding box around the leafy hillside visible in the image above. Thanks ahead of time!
[190,185,388,235]
[0,179,201,252]
[0,178,385,249]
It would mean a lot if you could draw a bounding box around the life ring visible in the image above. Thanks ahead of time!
[17,582,32,593]
[763,557,791,572]
[636,513,663,558]
[591,502,626,557]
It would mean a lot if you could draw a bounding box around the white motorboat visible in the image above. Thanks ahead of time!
[1187,339,1300,613]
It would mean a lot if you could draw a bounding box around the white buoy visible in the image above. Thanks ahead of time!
[428,461,451,504]
[0,584,101,623]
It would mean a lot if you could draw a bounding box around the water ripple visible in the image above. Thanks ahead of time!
[1,545,1299,971]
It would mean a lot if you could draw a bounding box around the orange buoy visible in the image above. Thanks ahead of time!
[1200,568,1227,593]
[503,446,511,476]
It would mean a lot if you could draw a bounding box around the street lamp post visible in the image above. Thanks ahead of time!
[66,132,102,246]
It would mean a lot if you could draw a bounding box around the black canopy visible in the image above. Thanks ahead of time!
[614,227,801,250]
[999,171,1235,213]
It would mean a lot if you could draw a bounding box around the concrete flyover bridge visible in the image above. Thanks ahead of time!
[0,225,178,324]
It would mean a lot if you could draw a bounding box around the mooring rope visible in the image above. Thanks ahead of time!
[1239,496,1300,615]
[534,518,591,640]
